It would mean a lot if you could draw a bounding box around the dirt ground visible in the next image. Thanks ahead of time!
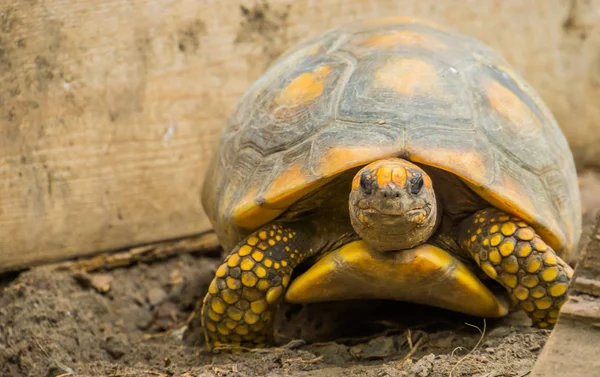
[1,169,599,377]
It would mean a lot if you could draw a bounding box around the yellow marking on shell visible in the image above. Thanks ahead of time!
[215,264,228,278]
[254,265,267,278]
[227,307,243,321]
[516,228,535,241]
[499,273,518,289]
[240,258,255,271]
[250,300,268,314]
[276,235,282,241]
[521,275,539,288]
[274,263,280,269]
[499,215,510,222]
[486,79,543,135]
[211,297,226,314]
[222,289,239,304]
[268,239,276,246]
[538,321,550,328]
[541,267,559,282]
[247,237,259,246]
[266,286,284,304]
[205,322,217,332]
[258,231,267,240]
[375,57,439,95]
[548,310,560,318]
[482,262,498,279]
[228,254,240,267]
[547,318,557,324]
[241,272,258,287]
[239,245,252,256]
[521,300,535,312]
[264,259,273,268]
[514,286,529,301]
[234,164,332,230]
[235,325,249,335]
[526,257,542,273]
[549,282,568,297]
[208,280,218,295]
[282,275,290,287]
[252,251,264,262]
[258,242,268,251]
[502,256,519,274]
[208,309,221,322]
[470,235,477,242]
[360,30,446,50]
[542,253,557,265]
[488,249,501,264]
[476,228,482,235]
[501,223,517,236]
[490,225,499,234]
[516,243,532,258]
[490,234,502,247]
[482,238,489,246]
[256,279,270,291]
[281,260,288,267]
[325,146,400,186]
[535,297,553,310]
[499,239,515,257]
[276,65,331,106]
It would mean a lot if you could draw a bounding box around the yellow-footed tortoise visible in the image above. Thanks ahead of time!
[201,17,581,352]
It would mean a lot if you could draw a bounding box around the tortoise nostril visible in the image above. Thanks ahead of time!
[395,192,400,198]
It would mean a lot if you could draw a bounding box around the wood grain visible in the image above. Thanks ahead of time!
[0,0,598,271]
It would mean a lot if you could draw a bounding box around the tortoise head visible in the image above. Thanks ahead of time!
[349,158,439,251]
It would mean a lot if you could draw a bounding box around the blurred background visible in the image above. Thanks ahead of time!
[1,0,599,271]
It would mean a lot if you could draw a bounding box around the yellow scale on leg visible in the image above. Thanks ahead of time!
[459,208,574,328]
[201,223,307,352]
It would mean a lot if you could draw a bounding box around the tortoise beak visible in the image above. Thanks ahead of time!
[285,241,509,318]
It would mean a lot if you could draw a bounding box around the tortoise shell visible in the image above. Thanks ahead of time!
[202,17,581,259]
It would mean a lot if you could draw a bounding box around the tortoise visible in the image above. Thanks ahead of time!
[200,16,581,352]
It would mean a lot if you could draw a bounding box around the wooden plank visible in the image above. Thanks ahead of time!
[0,0,598,271]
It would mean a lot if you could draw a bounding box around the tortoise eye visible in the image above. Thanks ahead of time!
[359,172,373,195]
[409,173,424,195]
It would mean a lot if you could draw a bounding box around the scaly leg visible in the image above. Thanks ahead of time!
[458,208,574,328]
[201,223,314,352]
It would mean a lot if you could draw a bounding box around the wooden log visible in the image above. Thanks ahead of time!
[0,0,598,271]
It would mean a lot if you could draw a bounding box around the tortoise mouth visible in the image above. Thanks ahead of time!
[357,205,431,225]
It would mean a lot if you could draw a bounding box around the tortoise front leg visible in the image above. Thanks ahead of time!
[201,222,314,353]
[458,208,574,328]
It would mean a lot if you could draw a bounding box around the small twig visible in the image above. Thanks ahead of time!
[35,340,74,376]
[448,319,487,377]
[401,335,426,362]
[283,355,324,364]
[407,328,414,349]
